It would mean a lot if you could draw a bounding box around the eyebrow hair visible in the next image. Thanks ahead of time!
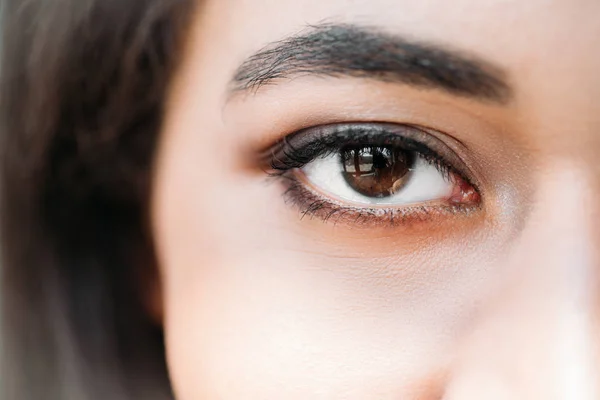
[231,24,512,103]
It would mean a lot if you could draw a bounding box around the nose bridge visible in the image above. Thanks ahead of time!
[445,166,600,400]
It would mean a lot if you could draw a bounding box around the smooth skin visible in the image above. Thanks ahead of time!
[151,0,600,398]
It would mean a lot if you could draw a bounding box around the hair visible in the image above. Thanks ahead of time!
[0,0,196,398]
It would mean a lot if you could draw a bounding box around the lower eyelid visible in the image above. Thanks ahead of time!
[279,170,481,228]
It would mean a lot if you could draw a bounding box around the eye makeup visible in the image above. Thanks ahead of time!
[259,123,482,227]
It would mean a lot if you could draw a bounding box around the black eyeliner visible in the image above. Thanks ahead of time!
[264,122,470,185]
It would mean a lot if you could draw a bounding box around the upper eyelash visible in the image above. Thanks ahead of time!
[264,125,457,181]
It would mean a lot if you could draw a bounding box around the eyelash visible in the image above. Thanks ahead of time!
[262,123,481,226]
[270,129,452,178]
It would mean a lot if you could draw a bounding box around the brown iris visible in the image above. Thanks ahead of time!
[341,146,415,198]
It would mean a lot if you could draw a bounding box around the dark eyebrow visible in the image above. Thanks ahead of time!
[231,24,512,103]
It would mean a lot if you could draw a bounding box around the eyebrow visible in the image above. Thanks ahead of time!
[231,24,512,103]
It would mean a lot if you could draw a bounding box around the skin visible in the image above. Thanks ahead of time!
[151,0,600,398]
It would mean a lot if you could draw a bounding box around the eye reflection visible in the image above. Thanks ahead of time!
[341,146,416,198]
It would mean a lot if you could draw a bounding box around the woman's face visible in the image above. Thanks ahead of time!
[151,0,600,398]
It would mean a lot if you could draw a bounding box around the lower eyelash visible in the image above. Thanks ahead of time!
[278,172,481,228]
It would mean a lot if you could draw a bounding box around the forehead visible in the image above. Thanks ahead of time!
[187,0,600,148]
[209,0,600,60]
[198,0,600,101]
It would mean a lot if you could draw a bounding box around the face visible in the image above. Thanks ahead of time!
[151,0,600,398]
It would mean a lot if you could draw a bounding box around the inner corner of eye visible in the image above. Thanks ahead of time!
[447,172,481,206]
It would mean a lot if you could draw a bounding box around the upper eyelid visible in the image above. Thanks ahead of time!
[268,122,460,153]
[268,122,465,163]
[260,122,483,195]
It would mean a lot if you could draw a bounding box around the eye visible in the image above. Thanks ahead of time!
[303,146,454,206]
[264,123,481,225]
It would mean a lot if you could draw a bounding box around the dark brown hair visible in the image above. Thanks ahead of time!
[0,1,195,398]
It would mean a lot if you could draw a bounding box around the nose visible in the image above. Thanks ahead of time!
[444,167,600,400]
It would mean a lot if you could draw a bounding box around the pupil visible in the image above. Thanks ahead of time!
[373,148,390,169]
[341,146,414,198]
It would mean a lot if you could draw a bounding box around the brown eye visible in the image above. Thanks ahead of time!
[341,146,416,198]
